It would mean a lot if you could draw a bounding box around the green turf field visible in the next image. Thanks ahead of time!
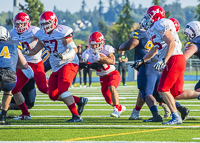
[0,81,200,142]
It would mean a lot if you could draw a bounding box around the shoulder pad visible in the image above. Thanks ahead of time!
[56,25,73,38]
[104,45,114,54]
[130,29,147,40]
[190,36,200,44]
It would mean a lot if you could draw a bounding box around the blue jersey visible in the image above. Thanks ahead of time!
[186,36,200,59]
[0,41,18,73]
[41,47,51,72]
[130,29,154,61]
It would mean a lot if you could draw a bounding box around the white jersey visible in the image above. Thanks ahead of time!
[10,26,42,63]
[147,18,183,60]
[82,45,116,76]
[35,25,79,72]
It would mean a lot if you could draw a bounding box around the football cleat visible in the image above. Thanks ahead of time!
[162,113,182,125]
[143,114,163,122]
[66,114,83,122]
[159,103,171,118]
[0,112,7,125]
[129,108,140,120]
[110,107,121,118]
[13,114,31,120]
[177,106,190,120]
[77,97,88,115]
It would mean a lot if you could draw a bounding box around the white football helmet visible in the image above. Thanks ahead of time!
[184,21,200,41]
[0,26,10,41]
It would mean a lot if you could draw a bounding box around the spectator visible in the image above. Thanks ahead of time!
[118,51,128,86]
[83,45,92,87]
[72,45,83,88]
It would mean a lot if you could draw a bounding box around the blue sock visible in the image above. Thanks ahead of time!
[150,105,158,117]
[175,102,181,108]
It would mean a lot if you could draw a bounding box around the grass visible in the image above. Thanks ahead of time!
[0,81,200,142]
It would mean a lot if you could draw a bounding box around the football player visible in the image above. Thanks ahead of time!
[9,12,48,120]
[183,21,200,93]
[82,31,126,118]
[117,17,189,122]
[135,5,200,125]
[22,11,85,122]
[0,26,29,124]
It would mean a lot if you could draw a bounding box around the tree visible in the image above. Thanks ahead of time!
[19,0,44,26]
[98,0,104,17]
[152,0,159,5]
[195,0,200,21]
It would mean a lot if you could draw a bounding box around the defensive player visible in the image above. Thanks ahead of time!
[0,26,29,124]
[135,5,200,124]
[22,11,84,122]
[183,21,200,93]
[82,31,126,118]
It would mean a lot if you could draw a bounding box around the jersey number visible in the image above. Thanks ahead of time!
[144,40,154,51]
[43,39,58,53]
[150,35,162,50]
[0,46,10,59]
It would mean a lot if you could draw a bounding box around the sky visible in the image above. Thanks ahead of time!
[1,0,199,14]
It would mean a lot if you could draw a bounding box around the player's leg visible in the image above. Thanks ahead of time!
[89,68,92,87]
[129,91,144,120]
[30,61,48,94]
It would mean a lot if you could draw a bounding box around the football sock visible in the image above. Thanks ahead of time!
[175,102,181,108]
[18,102,30,115]
[198,94,200,100]
[68,103,79,115]
[150,105,159,117]
[73,95,81,103]
[135,105,142,111]
[115,104,122,111]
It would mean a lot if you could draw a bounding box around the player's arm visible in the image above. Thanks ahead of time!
[183,44,198,60]
[26,40,44,55]
[16,49,28,69]
[143,47,158,62]
[162,30,176,61]
[99,53,115,65]
[117,37,140,52]
[118,56,122,62]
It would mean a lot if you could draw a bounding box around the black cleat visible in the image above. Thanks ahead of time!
[177,106,190,120]
[77,97,88,115]
[0,112,8,125]
[66,114,83,122]
[143,115,163,122]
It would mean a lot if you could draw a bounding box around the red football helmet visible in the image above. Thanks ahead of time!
[88,32,105,53]
[169,18,180,32]
[141,5,165,30]
[14,12,30,33]
[39,11,58,34]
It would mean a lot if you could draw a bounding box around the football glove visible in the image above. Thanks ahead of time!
[21,48,29,55]
[83,54,89,62]
[54,51,63,60]
[153,58,167,71]
[130,59,144,71]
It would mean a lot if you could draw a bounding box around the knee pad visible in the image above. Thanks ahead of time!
[61,91,72,99]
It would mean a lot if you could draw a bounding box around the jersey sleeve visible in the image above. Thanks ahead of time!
[105,45,115,54]
[130,29,147,41]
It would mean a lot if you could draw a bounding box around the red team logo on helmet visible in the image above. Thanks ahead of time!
[39,11,58,34]
[169,18,180,32]
[140,5,165,30]
[88,32,105,53]
[14,12,30,33]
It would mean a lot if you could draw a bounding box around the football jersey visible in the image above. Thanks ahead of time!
[35,25,79,72]
[130,29,159,61]
[0,41,19,72]
[82,45,116,76]
[41,47,51,72]
[147,18,183,59]
[10,26,42,63]
[185,36,200,59]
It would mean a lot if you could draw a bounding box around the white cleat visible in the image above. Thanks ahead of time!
[13,114,31,120]
[129,108,140,120]
[110,107,120,118]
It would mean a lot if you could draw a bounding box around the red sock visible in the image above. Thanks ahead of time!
[159,102,163,106]
[135,105,142,111]
[68,103,79,115]
[73,95,81,103]
[18,102,30,115]
[115,104,122,112]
